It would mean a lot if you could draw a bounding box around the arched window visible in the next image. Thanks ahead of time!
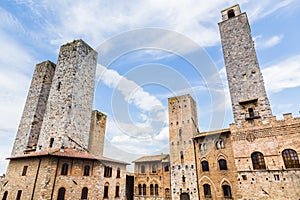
[251,152,266,170]
[165,188,170,197]
[150,184,154,195]
[203,184,211,198]
[2,191,8,200]
[141,165,145,173]
[115,184,120,198]
[83,165,90,176]
[216,139,225,149]
[61,163,68,175]
[142,184,147,195]
[81,187,88,199]
[16,190,22,200]
[180,151,184,160]
[222,185,232,198]
[152,164,157,173]
[138,184,142,195]
[219,159,228,170]
[200,143,207,152]
[104,182,109,198]
[155,184,159,196]
[227,9,235,18]
[182,175,186,182]
[201,161,209,171]
[57,187,65,200]
[282,149,300,168]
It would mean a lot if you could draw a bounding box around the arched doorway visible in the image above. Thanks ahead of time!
[180,193,190,200]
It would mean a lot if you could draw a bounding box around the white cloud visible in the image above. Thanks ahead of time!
[263,54,300,93]
[254,35,283,49]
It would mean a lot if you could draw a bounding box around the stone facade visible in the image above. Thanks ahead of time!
[218,4,272,127]
[37,40,98,151]
[1,148,127,200]
[230,114,300,199]
[194,129,238,200]
[88,110,107,157]
[11,61,56,156]
[168,94,199,200]
[133,154,171,200]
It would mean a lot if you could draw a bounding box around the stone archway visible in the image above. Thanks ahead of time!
[180,193,190,200]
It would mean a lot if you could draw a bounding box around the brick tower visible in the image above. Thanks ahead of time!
[37,40,98,151]
[168,94,199,200]
[218,4,272,126]
[11,61,56,156]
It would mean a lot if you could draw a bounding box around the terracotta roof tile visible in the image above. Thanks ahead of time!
[133,154,169,163]
[7,147,129,165]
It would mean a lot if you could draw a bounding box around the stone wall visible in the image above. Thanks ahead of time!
[168,94,199,200]
[230,114,300,199]
[194,131,239,199]
[218,5,272,127]
[37,40,98,151]
[88,110,106,157]
[134,161,171,199]
[11,61,56,156]
[1,156,127,200]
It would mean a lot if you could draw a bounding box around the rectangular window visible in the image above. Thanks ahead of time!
[104,186,109,198]
[274,174,280,181]
[242,175,247,180]
[104,166,112,178]
[115,186,120,197]
[16,190,22,200]
[22,166,28,176]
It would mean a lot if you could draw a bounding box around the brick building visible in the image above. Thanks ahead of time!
[133,154,171,200]
[0,40,129,200]
[133,4,300,200]
[1,4,300,200]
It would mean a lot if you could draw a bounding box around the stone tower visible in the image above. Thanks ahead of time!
[88,110,107,156]
[37,40,98,151]
[11,61,56,156]
[218,4,272,126]
[168,94,199,200]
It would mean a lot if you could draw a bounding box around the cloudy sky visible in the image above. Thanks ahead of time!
[0,0,299,173]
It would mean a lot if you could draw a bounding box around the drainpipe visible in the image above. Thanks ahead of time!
[50,157,60,200]
[31,157,42,200]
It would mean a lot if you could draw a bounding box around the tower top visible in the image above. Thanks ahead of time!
[221,4,241,21]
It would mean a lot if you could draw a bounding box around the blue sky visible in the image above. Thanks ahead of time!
[0,0,300,173]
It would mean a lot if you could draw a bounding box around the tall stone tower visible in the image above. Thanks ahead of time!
[218,4,272,126]
[168,94,199,200]
[37,40,98,151]
[88,110,107,156]
[11,61,56,156]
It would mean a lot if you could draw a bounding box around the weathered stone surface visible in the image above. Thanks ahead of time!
[88,110,106,157]
[218,4,272,127]
[11,61,56,156]
[168,94,199,200]
[37,40,98,151]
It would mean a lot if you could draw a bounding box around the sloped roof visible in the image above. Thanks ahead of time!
[133,154,169,163]
[7,147,129,165]
[193,128,230,139]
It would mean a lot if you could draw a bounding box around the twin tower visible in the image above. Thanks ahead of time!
[11,40,105,157]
